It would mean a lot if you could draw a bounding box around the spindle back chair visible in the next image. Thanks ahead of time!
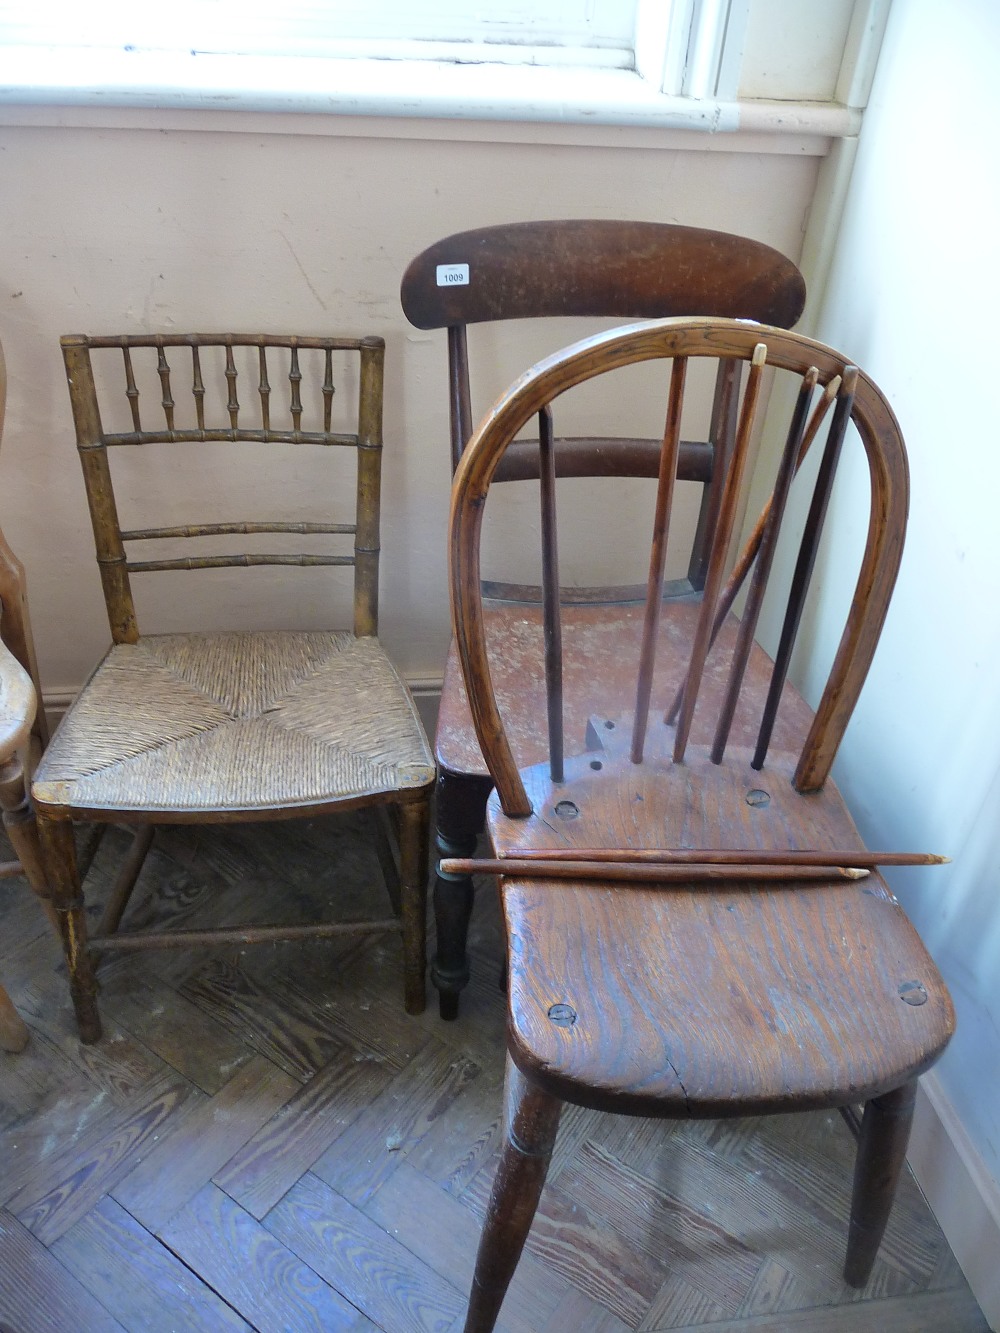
[447,317,954,1331]
[0,339,57,1052]
[400,220,807,1017]
[32,333,434,1043]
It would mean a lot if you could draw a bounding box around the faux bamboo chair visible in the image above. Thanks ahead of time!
[400,220,806,1017]
[0,340,57,1052]
[446,317,955,1329]
[32,334,434,1044]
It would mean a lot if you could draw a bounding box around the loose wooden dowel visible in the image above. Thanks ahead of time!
[671,343,767,764]
[505,848,949,869]
[631,355,686,764]
[440,858,869,884]
[664,374,842,729]
[538,403,564,784]
[710,367,819,764]
[753,366,859,771]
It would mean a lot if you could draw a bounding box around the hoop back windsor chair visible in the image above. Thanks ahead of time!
[445,316,954,1330]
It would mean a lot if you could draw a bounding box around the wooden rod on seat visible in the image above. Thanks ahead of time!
[505,848,949,868]
[631,356,686,763]
[440,858,868,884]
[711,367,819,763]
[538,404,564,783]
[664,375,841,727]
[671,344,768,764]
[753,367,859,771]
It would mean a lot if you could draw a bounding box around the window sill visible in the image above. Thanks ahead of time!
[0,47,858,146]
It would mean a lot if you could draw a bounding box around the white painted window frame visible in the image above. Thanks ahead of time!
[0,0,880,138]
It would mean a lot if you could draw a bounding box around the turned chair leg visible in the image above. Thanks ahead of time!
[398,794,430,1016]
[464,1053,563,1333]
[844,1079,917,1287]
[431,769,492,1020]
[0,753,58,932]
[36,814,102,1044]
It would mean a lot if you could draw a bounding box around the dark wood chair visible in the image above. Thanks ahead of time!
[445,316,955,1329]
[400,220,806,1017]
[31,334,435,1043]
[0,340,58,1052]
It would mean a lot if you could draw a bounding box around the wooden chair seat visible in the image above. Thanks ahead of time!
[491,745,952,1118]
[437,599,814,778]
[33,631,434,817]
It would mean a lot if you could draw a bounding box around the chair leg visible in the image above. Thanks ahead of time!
[398,794,430,1016]
[431,769,492,1020]
[0,982,29,1052]
[843,1079,917,1287]
[0,753,58,933]
[464,1054,563,1332]
[36,814,102,1044]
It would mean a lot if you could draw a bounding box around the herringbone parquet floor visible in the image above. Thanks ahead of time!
[0,814,989,1332]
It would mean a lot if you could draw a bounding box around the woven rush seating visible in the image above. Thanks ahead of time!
[33,632,433,813]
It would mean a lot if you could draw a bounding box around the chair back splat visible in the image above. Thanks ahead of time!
[402,221,806,592]
[449,316,953,1333]
[61,333,385,645]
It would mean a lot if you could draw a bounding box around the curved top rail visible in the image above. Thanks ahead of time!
[402,221,806,331]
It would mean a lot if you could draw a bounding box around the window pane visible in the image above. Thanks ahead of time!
[0,1,638,59]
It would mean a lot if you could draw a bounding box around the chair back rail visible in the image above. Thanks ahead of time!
[402,220,806,594]
[449,317,908,814]
[60,333,384,644]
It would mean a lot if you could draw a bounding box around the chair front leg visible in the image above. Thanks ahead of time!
[844,1079,917,1287]
[398,793,430,1016]
[36,814,102,1044]
[464,1053,563,1333]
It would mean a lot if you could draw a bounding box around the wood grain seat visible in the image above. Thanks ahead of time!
[436,598,813,777]
[33,632,434,816]
[494,746,951,1118]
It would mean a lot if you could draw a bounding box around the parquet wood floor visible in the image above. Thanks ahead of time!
[0,815,989,1332]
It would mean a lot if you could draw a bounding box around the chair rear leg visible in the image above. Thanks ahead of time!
[844,1079,917,1286]
[465,1054,562,1333]
[37,814,102,1043]
[398,794,430,1016]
